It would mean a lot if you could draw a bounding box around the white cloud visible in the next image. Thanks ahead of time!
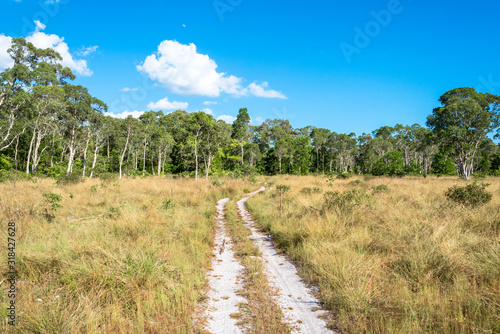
[201,108,214,115]
[182,24,186,28]
[105,110,144,119]
[203,101,217,105]
[35,20,46,32]
[120,87,138,92]
[0,34,13,71]
[147,97,188,110]
[253,117,265,125]
[26,32,92,76]
[1,27,92,75]
[217,115,236,124]
[243,82,287,99]
[78,45,98,57]
[137,40,286,99]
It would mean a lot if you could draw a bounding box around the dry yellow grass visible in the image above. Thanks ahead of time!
[0,176,250,333]
[247,175,500,334]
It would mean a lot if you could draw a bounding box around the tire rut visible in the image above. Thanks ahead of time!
[237,187,336,334]
[203,198,247,334]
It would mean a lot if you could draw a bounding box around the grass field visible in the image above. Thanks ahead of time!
[0,177,251,333]
[1,175,499,333]
[247,175,500,334]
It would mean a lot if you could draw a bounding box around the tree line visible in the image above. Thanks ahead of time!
[1,38,499,181]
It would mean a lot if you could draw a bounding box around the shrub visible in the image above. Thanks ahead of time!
[276,184,291,193]
[371,184,389,193]
[472,172,487,179]
[300,187,312,195]
[161,199,175,211]
[56,172,82,185]
[43,192,62,211]
[312,187,321,193]
[337,172,352,179]
[248,174,257,184]
[323,189,367,214]
[445,182,492,208]
[99,172,118,182]
[211,177,222,186]
[348,179,367,187]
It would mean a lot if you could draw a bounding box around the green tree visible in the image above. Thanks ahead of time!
[231,108,251,165]
[427,87,500,179]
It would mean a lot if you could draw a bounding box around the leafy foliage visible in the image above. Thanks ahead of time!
[445,182,492,208]
[337,172,352,179]
[56,172,82,185]
[43,192,62,211]
[371,184,389,193]
[276,184,291,193]
[323,189,367,214]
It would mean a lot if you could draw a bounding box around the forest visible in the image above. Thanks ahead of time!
[1,37,500,182]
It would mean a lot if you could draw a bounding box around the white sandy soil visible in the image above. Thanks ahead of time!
[204,198,247,334]
[237,187,336,334]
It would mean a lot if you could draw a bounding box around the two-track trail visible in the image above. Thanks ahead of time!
[203,198,246,334]
[237,187,335,334]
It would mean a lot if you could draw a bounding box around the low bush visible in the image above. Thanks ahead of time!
[56,172,82,185]
[371,184,389,193]
[348,179,367,187]
[445,182,492,208]
[99,172,118,182]
[276,184,291,193]
[43,192,62,212]
[336,172,352,179]
[323,189,367,214]
[300,187,313,195]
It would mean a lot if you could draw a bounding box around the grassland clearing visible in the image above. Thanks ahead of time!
[247,175,500,334]
[0,177,250,333]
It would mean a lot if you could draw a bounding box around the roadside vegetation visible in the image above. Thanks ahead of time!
[247,175,500,334]
[0,176,249,333]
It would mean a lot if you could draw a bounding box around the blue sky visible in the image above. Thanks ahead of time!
[1,0,499,135]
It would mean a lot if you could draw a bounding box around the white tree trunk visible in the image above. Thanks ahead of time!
[25,128,36,174]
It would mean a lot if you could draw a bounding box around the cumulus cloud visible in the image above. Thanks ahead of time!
[137,40,286,99]
[243,82,287,99]
[78,45,98,57]
[201,108,214,115]
[105,110,144,119]
[26,27,93,76]
[217,115,236,124]
[35,20,46,32]
[0,34,13,70]
[203,101,217,105]
[0,22,94,76]
[253,117,265,125]
[147,97,188,110]
[120,87,138,92]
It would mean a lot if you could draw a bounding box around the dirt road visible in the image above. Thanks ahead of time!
[237,187,335,334]
[204,198,246,334]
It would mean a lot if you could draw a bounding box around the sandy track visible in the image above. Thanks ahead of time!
[237,188,335,334]
[204,198,247,334]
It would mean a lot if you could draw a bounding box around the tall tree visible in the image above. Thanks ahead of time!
[60,85,106,174]
[427,87,500,179]
[231,108,251,165]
